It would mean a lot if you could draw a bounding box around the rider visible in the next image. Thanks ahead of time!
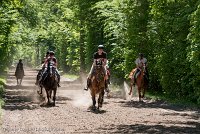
[15,59,24,76]
[39,51,60,87]
[35,51,50,85]
[131,53,147,86]
[84,45,109,92]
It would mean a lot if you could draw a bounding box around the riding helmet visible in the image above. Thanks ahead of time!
[49,51,55,55]
[139,53,144,57]
[98,45,104,49]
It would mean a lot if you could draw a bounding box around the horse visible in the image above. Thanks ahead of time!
[15,65,24,85]
[128,65,148,101]
[89,65,106,110]
[42,63,58,106]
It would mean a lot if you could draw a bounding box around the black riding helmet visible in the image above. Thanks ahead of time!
[139,53,144,57]
[49,51,55,56]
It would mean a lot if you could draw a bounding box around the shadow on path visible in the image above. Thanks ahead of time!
[97,122,200,134]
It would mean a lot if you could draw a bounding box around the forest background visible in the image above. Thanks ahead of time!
[1,0,200,105]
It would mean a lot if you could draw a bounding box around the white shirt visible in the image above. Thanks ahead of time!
[135,58,147,68]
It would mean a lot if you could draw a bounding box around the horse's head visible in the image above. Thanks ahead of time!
[142,64,147,74]
[47,61,56,77]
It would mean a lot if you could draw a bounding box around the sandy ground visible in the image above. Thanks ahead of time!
[0,68,199,134]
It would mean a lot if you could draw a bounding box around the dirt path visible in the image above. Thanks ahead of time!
[0,68,199,134]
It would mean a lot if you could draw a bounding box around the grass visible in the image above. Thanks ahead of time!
[145,91,200,108]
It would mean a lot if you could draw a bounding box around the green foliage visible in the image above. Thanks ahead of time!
[1,0,200,105]
[188,2,200,104]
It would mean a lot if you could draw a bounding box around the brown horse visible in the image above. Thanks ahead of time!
[15,63,24,85]
[89,65,105,110]
[129,65,148,101]
[42,64,58,106]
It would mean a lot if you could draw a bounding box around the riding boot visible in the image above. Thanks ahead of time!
[105,80,110,93]
[84,78,91,91]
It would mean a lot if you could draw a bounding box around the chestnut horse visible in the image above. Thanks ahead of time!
[42,63,58,106]
[129,65,148,101]
[89,65,105,110]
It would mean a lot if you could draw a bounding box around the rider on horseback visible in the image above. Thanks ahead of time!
[131,53,148,86]
[35,51,50,85]
[15,59,25,77]
[39,51,61,87]
[84,45,109,92]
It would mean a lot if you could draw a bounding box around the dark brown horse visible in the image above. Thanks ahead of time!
[42,63,58,106]
[15,60,24,85]
[129,65,148,101]
[89,65,105,110]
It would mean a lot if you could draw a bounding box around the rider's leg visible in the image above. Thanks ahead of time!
[84,65,94,91]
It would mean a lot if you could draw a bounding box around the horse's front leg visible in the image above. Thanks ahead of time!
[141,84,147,98]
[20,79,22,85]
[137,86,142,102]
[45,89,50,104]
[98,88,105,109]
[50,90,52,99]
[52,88,57,106]
[91,92,96,110]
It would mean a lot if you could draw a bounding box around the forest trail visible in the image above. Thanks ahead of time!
[0,68,199,134]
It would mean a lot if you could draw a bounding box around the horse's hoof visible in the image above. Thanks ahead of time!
[92,106,96,111]
[139,99,143,102]
[98,104,102,108]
